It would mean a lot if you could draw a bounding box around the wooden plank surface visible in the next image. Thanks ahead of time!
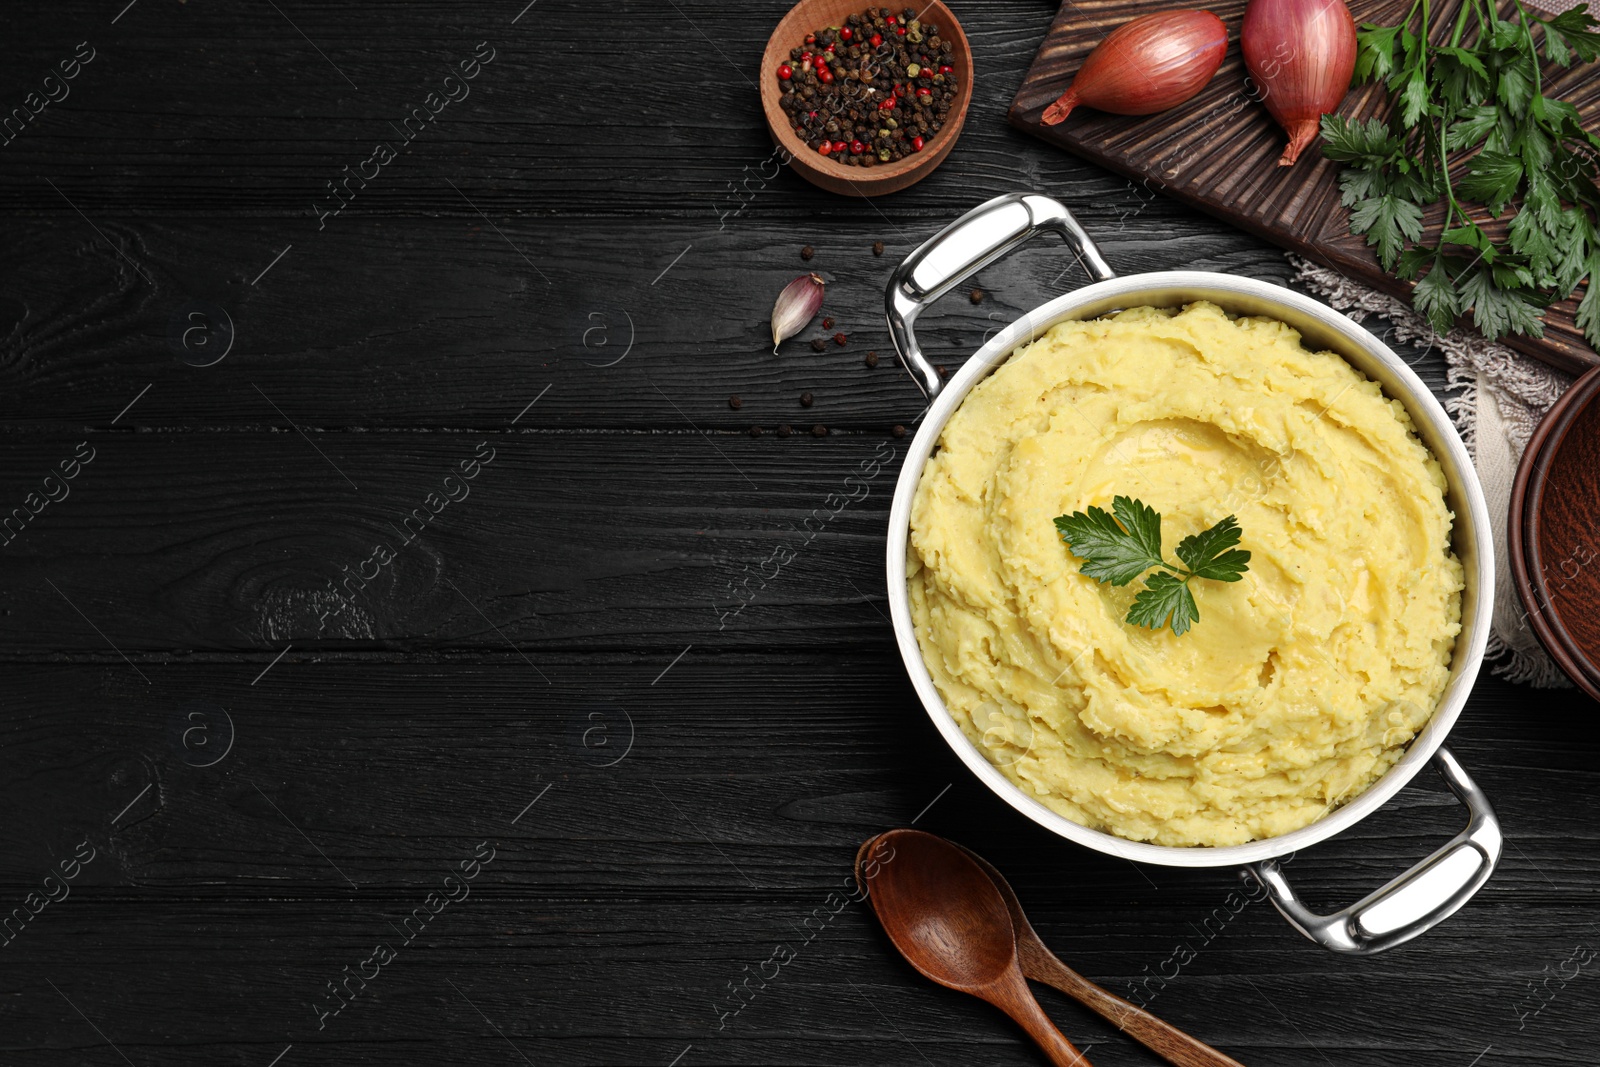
[2,2,1597,1066]
[1008,0,1600,375]
[0,217,1303,427]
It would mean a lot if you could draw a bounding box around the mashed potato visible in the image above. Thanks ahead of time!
[907,301,1463,847]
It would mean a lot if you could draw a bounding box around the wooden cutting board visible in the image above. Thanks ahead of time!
[1008,0,1600,375]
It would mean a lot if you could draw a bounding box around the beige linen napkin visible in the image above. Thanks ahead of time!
[1291,255,1574,687]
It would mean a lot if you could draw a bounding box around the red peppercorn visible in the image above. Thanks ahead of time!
[819,68,834,84]
[777,64,793,80]
[825,42,835,53]
[850,139,865,154]
[912,135,925,151]
[805,33,816,44]
[840,26,853,40]
[939,64,954,74]
[800,51,813,62]
[896,26,907,35]
[818,142,832,156]
[886,14,897,23]
[917,86,932,97]
[808,110,818,119]
[869,32,882,47]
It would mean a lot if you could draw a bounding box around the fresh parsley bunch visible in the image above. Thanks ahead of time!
[1321,2,1600,345]
[1053,496,1251,637]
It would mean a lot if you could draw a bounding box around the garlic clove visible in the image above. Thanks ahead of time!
[771,272,826,353]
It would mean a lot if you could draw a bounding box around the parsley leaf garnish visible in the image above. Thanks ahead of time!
[1127,572,1199,636]
[1322,1,1600,350]
[1050,496,1164,585]
[1054,496,1251,637]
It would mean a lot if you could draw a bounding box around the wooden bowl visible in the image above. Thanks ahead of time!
[1509,365,1600,701]
[759,1,973,197]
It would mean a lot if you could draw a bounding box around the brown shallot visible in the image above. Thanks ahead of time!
[1241,0,1357,165]
[1042,10,1228,126]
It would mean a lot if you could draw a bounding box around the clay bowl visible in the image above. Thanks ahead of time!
[1510,365,1600,702]
[759,0,973,197]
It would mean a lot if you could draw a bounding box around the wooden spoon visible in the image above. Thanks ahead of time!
[956,836,1248,1067]
[856,829,1093,1066]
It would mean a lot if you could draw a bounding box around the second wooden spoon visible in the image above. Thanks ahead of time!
[954,841,1248,1067]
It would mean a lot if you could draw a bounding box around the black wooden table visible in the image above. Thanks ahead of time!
[2,3,1596,1065]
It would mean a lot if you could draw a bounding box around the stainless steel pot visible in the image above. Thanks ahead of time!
[883,193,1502,955]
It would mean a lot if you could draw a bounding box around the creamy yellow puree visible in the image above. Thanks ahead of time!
[908,301,1463,847]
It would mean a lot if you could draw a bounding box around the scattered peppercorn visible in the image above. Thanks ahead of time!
[970,287,984,304]
[776,7,960,166]
[777,423,793,437]
[873,241,885,256]
[834,332,848,346]
[865,350,879,367]
[936,365,948,378]
[801,245,815,260]
[800,391,814,407]
[729,395,742,410]
[810,338,827,352]
[748,425,762,437]
[823,317,834,329]
[892,424,907,438]
[812,424,829,437]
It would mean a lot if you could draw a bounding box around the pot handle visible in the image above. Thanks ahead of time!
[885,192,1114,399]
[1242,747,1502,955]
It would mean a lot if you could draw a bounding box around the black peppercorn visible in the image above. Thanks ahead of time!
[777,424,792,437]
[729,395,742,410]
[810,338,826,352]
[873,241,885,256]
[865,351,879,367]
[892,424,907,438]
[812,424,828,437]
[970,288,984,304]
[800,392,814,408]
[748,425,762,437]
[779,8,956,158]
[801,245,814,260]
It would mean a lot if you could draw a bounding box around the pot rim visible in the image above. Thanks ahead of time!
[886,269,1493,868]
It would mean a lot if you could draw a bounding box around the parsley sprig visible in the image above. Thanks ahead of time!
[1053,496,1251,637]
[1321,1,1600,346]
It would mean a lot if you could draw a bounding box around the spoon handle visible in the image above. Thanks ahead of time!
[1026,952,1246,1067]
[993,969,1095,1067]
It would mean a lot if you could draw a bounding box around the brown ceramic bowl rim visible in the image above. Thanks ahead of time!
[1509,364,1600,699]
[758,1,974,192]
